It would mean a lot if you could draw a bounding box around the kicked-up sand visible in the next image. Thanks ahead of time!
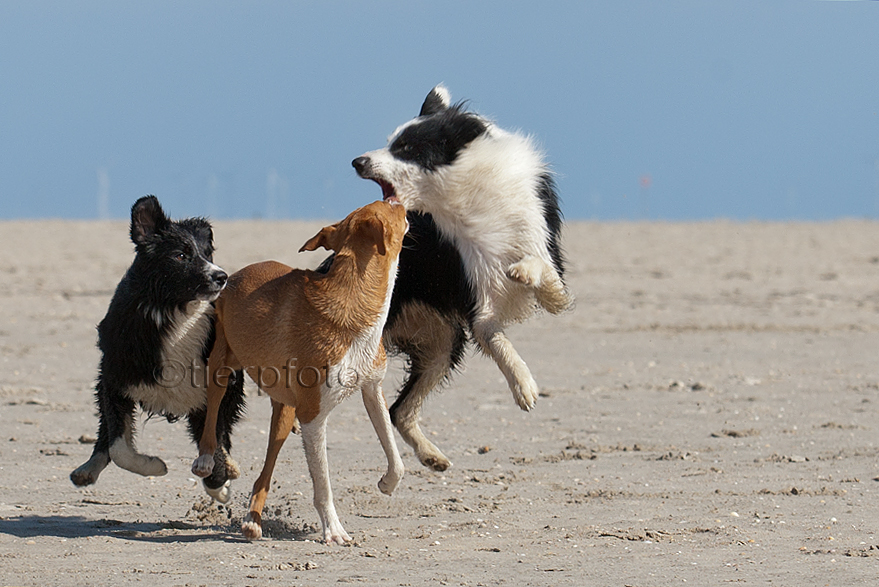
[1,218,878,586]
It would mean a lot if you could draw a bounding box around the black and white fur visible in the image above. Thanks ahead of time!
[351,85,572,471]
[70,196,245,502]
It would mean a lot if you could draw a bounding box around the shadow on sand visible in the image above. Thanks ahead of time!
[0,513,317,543]
[0,514,247,543]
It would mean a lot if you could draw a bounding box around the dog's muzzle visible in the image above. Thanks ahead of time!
[352,156,371,178]
[202,268,227,296]
[352,157,397,202]
[211,269,228,290]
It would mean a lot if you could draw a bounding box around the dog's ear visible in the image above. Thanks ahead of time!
[420,85,451,116]
[362,215,387,256]
[300,224,338,253]
[130,195,169,245]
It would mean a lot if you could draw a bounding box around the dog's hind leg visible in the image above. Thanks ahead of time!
[386,305,466,471]
[71,449,111,486]
[76,380,167,479]
[507,256,572,315]
[472,318,539,412]
[71,384,115,486]
[107,407,168,478]
[361,380,404,495]
[391,359,454,471]
[70,440,111,486]
[242,400,298,541]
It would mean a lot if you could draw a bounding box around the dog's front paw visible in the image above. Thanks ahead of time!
[191,454,215,478]
[506,258,543,287]
[242,512,263,541]
[323,526,352,546]
[536,279,574,315]
[203,479,231,504]
[539,290,573,314]
[512,374,539,412]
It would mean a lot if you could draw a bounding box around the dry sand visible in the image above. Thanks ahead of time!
[1,219,878,586]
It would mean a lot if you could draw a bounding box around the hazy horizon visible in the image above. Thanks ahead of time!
[2,2,878,222]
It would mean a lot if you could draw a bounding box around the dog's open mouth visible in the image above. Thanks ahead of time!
[374,179,398,203]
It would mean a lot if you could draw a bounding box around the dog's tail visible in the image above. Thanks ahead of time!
[537,173,566,280]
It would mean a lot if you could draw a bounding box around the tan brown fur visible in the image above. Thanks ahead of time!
[192,200,407,544]
[242,398,298,538]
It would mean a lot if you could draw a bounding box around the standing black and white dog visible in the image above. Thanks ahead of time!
[352,85,573,471]
[70,196,245,502]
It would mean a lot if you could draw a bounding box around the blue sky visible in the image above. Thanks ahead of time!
[1,1,878,221]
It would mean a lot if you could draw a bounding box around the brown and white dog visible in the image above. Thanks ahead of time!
[190,200,408,544]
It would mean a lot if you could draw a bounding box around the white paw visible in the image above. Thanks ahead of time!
[506,258,543,287]
[142,456,169,477]
[225,456,241,480]
[203,479,231,504]
[537,282,574,315]
[323,527,352,545]
[241,515,263,541]
[109,439,168,477]
[191,454,214,478]
[512,375,539,412]
[378,470,403,496]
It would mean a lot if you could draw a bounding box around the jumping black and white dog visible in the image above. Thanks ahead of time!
[352,85,573,471]
[70,196,245,502]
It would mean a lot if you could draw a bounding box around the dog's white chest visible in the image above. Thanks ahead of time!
[320,260,396,408]
[126,301,213,416]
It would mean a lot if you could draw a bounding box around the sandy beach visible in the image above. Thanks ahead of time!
[1,218,878,586]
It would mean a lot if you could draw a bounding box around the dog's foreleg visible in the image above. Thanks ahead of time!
[201,447,235,504]
[189,369,246,503]
[193,324,231,478]
[473,320,539,412]
[192,378,226,478]
[242,400,298,541]
[507,256,572,315]
[361,381,404,495]
[534,268,573,315]
[300,416,351,545]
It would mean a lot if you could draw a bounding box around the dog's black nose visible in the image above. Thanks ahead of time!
[212,270,228,288]
[352,156,369,175]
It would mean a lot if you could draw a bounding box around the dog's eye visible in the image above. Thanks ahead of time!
[173,252,186,262]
